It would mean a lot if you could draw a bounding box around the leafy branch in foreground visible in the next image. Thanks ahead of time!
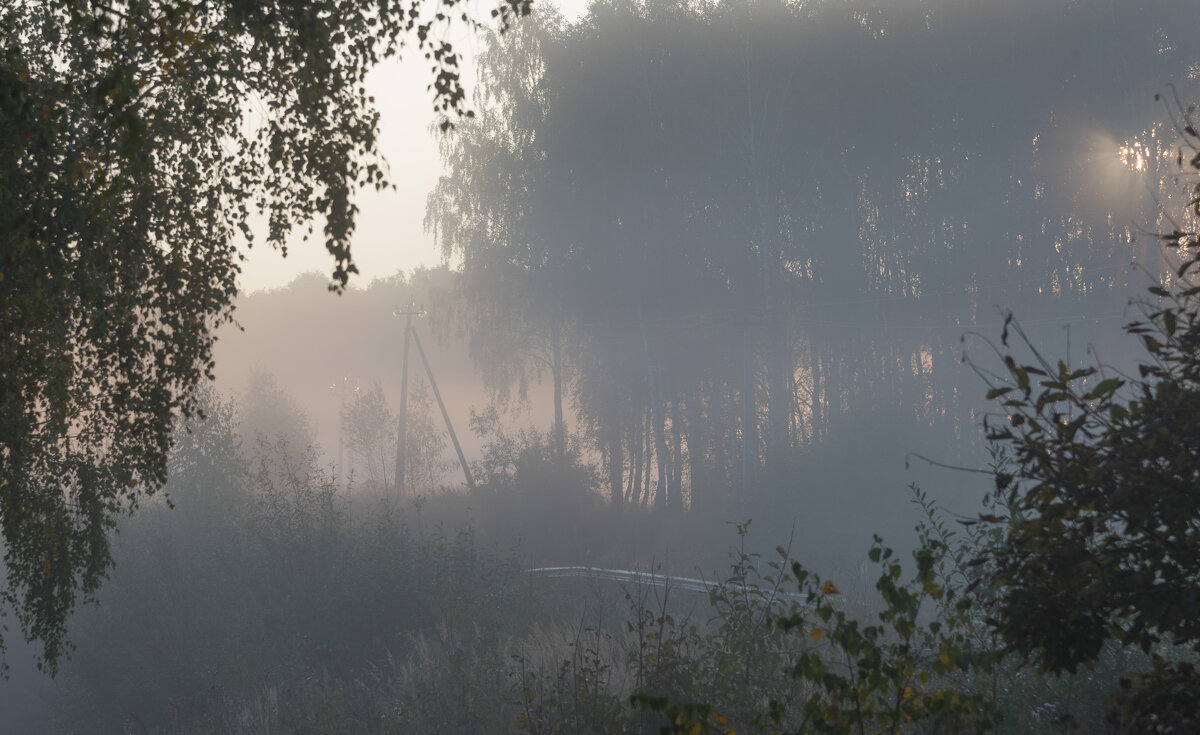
[0,0,529,673]
[968,95,1200,729]
[972,283,1200,726]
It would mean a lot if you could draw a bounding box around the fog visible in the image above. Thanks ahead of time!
[6,0,1200,731]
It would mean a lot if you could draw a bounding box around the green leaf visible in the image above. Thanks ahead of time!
[1086,378,1122,400]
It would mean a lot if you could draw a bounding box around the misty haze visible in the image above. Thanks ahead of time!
[4,1,1200,732]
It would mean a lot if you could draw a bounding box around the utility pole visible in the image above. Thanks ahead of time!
[393,302,424,493]
[411,331,476,491]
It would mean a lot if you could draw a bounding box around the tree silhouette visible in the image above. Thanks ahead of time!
[0,0,530,672]
[429,0,1200,516]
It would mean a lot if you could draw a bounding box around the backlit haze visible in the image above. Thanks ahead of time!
[237,0,589,294]
[9,2,1200,730]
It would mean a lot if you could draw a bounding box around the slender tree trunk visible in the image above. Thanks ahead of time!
[826,344,841,437]
[741,320,755,494]
[608,418,623,508]
[396,308,414,492]
[625,431,636,505]
[606,359,623,507]
[670,396,683,509]
[762,242,791,452]
[642,405,653,506]
[631,406,644,506]
[380,445,390,495]
[649,352,671,508]
[912,344,926,425]
[642,327,673,507]
[810,334,823,445]
[791,364,808,445]
[552,316,565,460]
[685,386,706,513]
[737,42,791,455]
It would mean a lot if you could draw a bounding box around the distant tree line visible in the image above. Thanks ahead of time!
[429,0,1200,512]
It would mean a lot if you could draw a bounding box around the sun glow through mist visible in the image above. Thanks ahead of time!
[1118,138,1152,172]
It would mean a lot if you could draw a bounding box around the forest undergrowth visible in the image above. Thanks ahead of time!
[36,405,1177,734]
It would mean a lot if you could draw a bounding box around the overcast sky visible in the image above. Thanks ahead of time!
[238,0,587,295]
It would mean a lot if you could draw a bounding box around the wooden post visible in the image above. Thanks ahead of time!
[394,303,419,492]
[411,330,476,492]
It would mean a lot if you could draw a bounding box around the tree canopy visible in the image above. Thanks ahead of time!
[0,0,527,672]
[429,0,1200,520]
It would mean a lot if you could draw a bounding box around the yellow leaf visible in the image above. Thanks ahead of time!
[821,580,840,596]
[809,627,824,643]
[689,724,702,735]
[902,686,914,700]
[713,714,728,725]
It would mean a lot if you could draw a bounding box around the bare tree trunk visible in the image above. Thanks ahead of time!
[647,343,672,508]
[685,385,707,513]
[606,359,623,507]
[912,344,927,425]
[552,316,565,460]
[670,396,683,509]
[762,234,791,452]
[810,335,823,444]
[826,344,841,437]
[625,432,636,504]
[630,406,644,506]
[608,418,623,508]
[643,408,652,504]
[396,308,414,492]
[791,364,808,445]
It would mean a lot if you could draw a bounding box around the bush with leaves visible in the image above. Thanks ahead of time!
[469,406,598,498]
[633,512,1000,735]
[971,147,1200,726]
[976,300,1200,677]
[683,524,817,730]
